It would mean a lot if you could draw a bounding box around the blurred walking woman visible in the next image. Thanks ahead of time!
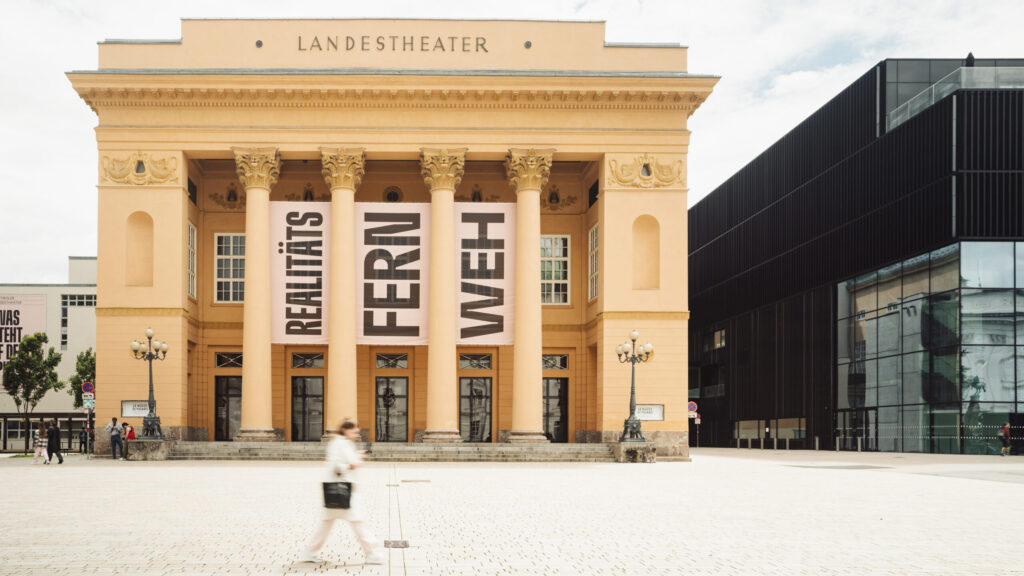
[300,419,384,565]
[33,422,48,464]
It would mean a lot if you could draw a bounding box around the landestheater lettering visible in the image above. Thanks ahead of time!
[298,35,488,53]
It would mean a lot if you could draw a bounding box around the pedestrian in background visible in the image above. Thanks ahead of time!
[122,422,136,459]
[999,422,1011,456]
[33,422,48,464]
[106,417,124,460]
[300,419,384,565]
[78,428,87,453]
[46,419,63,464]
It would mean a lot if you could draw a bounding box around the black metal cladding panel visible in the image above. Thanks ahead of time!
[957,90,1024,172]
[689,68,877,251]
[957,172,1024,237]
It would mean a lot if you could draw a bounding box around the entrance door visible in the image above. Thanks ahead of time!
[459,377,492,443]
[291,376,324,442]
[375,377,409,442]
[215,376,241,441]
[543,377,569,443]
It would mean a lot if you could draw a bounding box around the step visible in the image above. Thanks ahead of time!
[166,441,615,462]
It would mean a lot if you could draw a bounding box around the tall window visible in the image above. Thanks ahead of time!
[588,224,599,301]
[541,235,570,305]
[214,234,245,302]
[187,222,197,299]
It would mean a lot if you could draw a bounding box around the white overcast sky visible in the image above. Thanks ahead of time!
[1,0,1021,283]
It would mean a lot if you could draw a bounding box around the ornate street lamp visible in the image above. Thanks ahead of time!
[616,329,653,442]
[130,327,168,439]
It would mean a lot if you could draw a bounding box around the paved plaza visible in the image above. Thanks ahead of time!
[1,448,1022,575]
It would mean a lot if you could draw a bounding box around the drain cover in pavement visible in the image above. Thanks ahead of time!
[384,540,410,548]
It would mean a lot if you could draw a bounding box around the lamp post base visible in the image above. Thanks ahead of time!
[619,416,646,442]
[141,415,165,440]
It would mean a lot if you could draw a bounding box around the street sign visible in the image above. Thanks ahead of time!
[688,401,699,412]
[83,398,95,410]
[82,381,94,393]
[83,392,94,401]
[688,412,697,418]
[695,418,701,425]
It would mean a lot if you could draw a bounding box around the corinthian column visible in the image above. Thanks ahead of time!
[506,148,555,443]
[420,148,467,443]
[232,146,281,442]
[321,148,365,436]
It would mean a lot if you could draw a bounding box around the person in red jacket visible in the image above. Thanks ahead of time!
[1000,422,1011,457]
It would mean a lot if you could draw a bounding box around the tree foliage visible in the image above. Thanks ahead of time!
[67,347,96,409]
[1,332,63,417]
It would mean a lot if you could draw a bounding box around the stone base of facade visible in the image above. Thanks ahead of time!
[234,428,283,442]
[421,429,463,443]
[125,439,173,461]
[611,441,657,463]
[506,430,550,443]
[576,429,690,461]
[164,426,208,441]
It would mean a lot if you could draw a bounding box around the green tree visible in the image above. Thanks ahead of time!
[1,333,63,450]
[67,347,96,409]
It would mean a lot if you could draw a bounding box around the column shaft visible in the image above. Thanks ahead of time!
[421,148,466,443]
[326,188,357,433]
[238,185,275,439]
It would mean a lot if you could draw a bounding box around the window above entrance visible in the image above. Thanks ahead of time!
[459,354,492,370]
[292,353,324,369]
[376,354,409,369]
[215,353,243,368]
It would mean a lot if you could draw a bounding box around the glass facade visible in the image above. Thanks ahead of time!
[836,242,1023,454]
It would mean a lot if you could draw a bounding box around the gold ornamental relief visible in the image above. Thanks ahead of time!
[505,148,555,192]
[420,148,467,191]
[607,154,684,189]
[100,152,179,185]
[320,147,366,191]
[232,147,281,190]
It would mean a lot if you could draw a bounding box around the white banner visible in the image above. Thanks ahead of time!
[0,294,46,381]
[455,203,515,345]
[356,202,431,345]
[271,203,331,344]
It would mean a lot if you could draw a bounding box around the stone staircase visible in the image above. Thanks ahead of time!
[167,441,616,462]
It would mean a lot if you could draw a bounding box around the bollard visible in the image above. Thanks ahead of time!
[815,436,819,451]
[737,438,741,449]
[786,438,790,450]
[835,437,840,451]
[857,437,862,452]
[773,437,778,450]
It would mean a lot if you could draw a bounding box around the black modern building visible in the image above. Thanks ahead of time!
[688,58,1024,454]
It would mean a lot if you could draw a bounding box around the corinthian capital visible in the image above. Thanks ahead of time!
[505,148,555,192]
[420,148,467,192]
[232,147,281,190]
[320,147,366,191]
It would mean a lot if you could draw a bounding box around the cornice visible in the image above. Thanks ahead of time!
[70,83,713,115]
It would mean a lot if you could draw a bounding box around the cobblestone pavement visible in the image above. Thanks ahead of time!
[1,448,1023,575]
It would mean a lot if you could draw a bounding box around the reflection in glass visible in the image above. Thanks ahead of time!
[902,254,929,300]
[837,280,854,319]
[215,375,242,441]
[961,241,1014,288]
[1014,291,1024,344]
[1019,347,1024,405]
[542,377,569,443]
[877,262,902,311]
[930,244,959,293]
[837,318,853,363]
[962,290,1014,345]
[930,405,961,454]
[901,298,926,353]
[878,356,900,406]
[375,377,409,442]
[962,346,1015,403]
[459,377,492,442]
[878,406,900,452]
[291,376,324,442]
[962,402,1013,455]
[903,405,927,453]
[855,316,877,360]
[924,291,959,349]
[837,363,852,410]
[865,360,878,407]
[929,348,959,404]
[902,351,927,404]
[1016,243,1024,287]
[854,272,877,314]
[877,311,900,357]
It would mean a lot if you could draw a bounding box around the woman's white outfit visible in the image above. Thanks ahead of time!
[303,434,383,563]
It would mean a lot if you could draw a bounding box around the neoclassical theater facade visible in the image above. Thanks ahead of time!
[68,19,715,457]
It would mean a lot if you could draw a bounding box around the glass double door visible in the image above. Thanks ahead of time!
[215,376,241,441]
[292,376,323,442]
[375,377,409,442]
[460,377,492,443]
[543,377,569,443]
